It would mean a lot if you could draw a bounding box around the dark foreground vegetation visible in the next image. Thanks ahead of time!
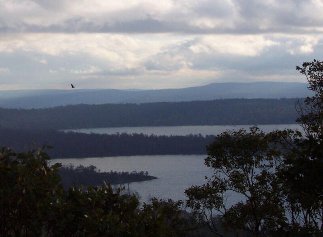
[0,98,300,130]
[0,148,194,237]
[0,130,214,157]
[0,60,322,236]
[59,165,156,189]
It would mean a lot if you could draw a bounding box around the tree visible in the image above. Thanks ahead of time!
[186,128,287,236]
[277,60,323,233]
[50,184,141,237]
[0,147,63,236]
[139,198,192,237]
[185,59,323,236]
[296,59,323,141]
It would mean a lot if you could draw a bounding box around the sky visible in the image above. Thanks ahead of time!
[0,0,323,90]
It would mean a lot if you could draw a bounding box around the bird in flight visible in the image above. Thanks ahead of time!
[71,84,75,88]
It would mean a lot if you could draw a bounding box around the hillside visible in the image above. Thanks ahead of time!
[0,98,300,130]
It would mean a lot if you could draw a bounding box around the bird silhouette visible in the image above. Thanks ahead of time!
[71,84,75,88]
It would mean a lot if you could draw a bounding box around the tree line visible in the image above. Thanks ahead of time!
[59,165,157,189]
[0,130,214,157]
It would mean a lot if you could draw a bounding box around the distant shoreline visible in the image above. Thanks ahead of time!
[58,165,157,188]
[63,124,301,137]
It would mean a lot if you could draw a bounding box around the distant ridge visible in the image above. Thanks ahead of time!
[0,82,309,109]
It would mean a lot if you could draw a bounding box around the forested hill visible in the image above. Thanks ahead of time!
[0,98,301,130]
[0,129,213,157]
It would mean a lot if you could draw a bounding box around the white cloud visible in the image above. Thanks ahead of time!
[69,66,102,75]
[290,37,319,54]
[265,35,320,55]
[189,35,278,56]
[37,58,48,64]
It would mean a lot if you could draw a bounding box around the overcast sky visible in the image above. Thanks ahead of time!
[0,0,322,90]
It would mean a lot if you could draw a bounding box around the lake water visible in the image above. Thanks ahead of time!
[53,155,212,202]
[64,124,301,136]
[57,124,302,202]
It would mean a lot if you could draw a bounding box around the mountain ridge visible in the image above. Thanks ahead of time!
[0,81,309,108]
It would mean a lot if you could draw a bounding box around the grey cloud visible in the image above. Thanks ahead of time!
[234,0,323,28]
[192,42,323,78]
[105,18,178,33]
[1,16,220,34]
[194,0,234,18]
[0,0,322,34]
[30,0,67,10]
[189,46,301,74]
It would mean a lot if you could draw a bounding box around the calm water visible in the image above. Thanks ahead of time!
[53,155,212,202]
[64,124,301,136]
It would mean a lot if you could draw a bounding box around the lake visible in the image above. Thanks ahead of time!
[64,124,301,136]
[53,155,211,202]
[56,124,302,202]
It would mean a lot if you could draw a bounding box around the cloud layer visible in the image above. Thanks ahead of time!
[0,0,322,89]
[1,0,323,34]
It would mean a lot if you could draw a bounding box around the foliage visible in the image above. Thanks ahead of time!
[186,128,287,236]
[50,185,141,237]
[278,60,323,233]
[140,198,192,237]
[0,147,192,236]
[296,59,323,141]
[0,147,63,236]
